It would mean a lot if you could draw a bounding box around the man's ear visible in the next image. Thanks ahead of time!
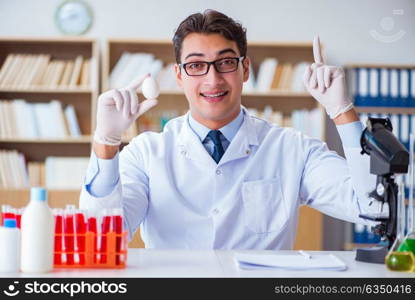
[175,64,183,89]
[242,57,250,82]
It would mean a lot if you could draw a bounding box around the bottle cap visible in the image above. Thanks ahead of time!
[4,219,17,228]
[30,187,47,202]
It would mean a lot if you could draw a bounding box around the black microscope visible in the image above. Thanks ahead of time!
[356,117,409,264]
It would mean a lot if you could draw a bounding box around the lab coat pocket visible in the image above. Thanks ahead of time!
[241,177,288,234]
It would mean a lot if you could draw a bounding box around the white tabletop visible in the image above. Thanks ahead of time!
[2,249,415,278]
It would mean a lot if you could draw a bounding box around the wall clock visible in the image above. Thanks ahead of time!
[55,0,93,35]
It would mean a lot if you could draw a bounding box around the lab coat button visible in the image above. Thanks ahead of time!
[216,169,221,175]
[181,150,186,156]
[212,208,220,215]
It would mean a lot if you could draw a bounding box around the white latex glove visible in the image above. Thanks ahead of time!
[94,74,158,146]
[303,36,353,119]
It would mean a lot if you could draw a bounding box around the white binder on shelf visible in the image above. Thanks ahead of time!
[380,68,389,106]
[390,69,399,105]
[369,68,378,100]
[358,68,368,106]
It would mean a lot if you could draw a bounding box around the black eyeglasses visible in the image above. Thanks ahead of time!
[180,56,245,76]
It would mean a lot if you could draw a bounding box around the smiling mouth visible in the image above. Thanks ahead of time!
[200,91,229,102]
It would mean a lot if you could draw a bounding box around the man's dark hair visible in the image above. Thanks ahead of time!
[172,9,247,63]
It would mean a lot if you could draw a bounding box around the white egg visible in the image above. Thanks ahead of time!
[142,76,160,99]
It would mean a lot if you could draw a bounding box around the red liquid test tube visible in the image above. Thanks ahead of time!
[112,208,124,265]
[64,205,76,265]
[87,212,98,263]
[53,209,64,265]
[15,208,23,229]
[75,210,87,265]
[100,209,112,264]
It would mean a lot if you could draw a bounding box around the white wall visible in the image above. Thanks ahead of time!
[0,0,414,66]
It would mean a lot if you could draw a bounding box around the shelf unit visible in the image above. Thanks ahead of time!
[103,38,325,250]
[346,63,415,114]
[0,38,98,213]
[0,37,98,158]
[0,38,140,244]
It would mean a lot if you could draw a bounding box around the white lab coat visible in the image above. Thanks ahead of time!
[80,107,380,249]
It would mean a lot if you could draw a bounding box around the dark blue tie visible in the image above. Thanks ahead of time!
[207,130,225,163]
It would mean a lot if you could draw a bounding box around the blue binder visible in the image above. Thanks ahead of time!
[409,69,415,107]
[400,69,409,107]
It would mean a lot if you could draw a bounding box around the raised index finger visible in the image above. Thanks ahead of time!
[313,35,324,64]
[126,73,150,91]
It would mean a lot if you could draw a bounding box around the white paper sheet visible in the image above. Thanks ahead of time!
[234,253,347,271]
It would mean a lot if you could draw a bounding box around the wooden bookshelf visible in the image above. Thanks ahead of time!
[0,137,92,162]
[103,38,325,250]
[0,37,99,162]
[0,37,98,205]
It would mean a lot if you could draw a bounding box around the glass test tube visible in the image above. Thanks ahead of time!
[87,210,98,263]
[64,205,76,265]
[53,208,64,265]
[75,209,87,265]
[112,208,124,265]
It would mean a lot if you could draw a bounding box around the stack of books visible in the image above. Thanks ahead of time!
[44,157,89,189]
[0,99,81,139]
[0,150,29,188]
[0,54,93,89]
[109,52,176,90]
[0,152,89,189]
[252,59,310,93]
[247,106,323,139]
[349,67,415,107]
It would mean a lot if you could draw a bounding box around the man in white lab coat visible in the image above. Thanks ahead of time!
[80,10,379,249]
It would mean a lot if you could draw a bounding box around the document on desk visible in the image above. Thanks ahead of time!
[234,253,347,271]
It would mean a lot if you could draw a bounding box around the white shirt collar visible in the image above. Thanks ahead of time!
[187,107,244,143]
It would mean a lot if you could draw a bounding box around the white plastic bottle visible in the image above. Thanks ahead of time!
[0,219,21,272]
[21,187,55,273]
